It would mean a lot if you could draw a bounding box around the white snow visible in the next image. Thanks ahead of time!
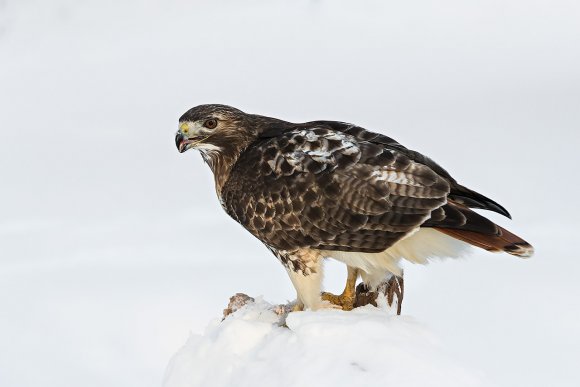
[163,297,486,387]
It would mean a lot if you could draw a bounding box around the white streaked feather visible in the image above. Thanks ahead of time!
[197,143,222,152]
[370,169,422,186]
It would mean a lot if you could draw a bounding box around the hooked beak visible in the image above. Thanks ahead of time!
[175,132,211,153]
[176,121,195,153]
[175,133,188,153]
[176,121,199,153]
[176,122,214,153]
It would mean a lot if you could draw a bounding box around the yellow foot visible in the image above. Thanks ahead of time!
[321,292,355,311]
[291,301,304,312]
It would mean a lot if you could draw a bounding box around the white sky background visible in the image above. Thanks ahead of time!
[0,0,579,386]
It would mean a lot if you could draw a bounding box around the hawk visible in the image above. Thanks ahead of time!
[175,104,533,311]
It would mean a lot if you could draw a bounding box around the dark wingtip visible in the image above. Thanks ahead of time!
[450,185,512,219]
[485,201,512,219]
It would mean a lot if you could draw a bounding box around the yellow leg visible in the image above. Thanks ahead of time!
[322,267,359,310]
[292,300,304,312]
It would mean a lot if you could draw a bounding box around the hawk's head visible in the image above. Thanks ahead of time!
[175,104,253,155]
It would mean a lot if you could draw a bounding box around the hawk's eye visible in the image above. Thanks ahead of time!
[204,119,218,129]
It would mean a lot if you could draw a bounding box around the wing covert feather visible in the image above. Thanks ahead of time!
[221,127,450,253]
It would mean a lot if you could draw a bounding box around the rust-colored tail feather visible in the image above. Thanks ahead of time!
[435,225,534,258]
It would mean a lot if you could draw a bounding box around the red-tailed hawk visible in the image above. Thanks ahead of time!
[175,104,533,311]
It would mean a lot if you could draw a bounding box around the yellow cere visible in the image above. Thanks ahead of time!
[180,122,189,133]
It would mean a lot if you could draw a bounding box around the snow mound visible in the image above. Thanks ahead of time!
[163,296,486,387]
